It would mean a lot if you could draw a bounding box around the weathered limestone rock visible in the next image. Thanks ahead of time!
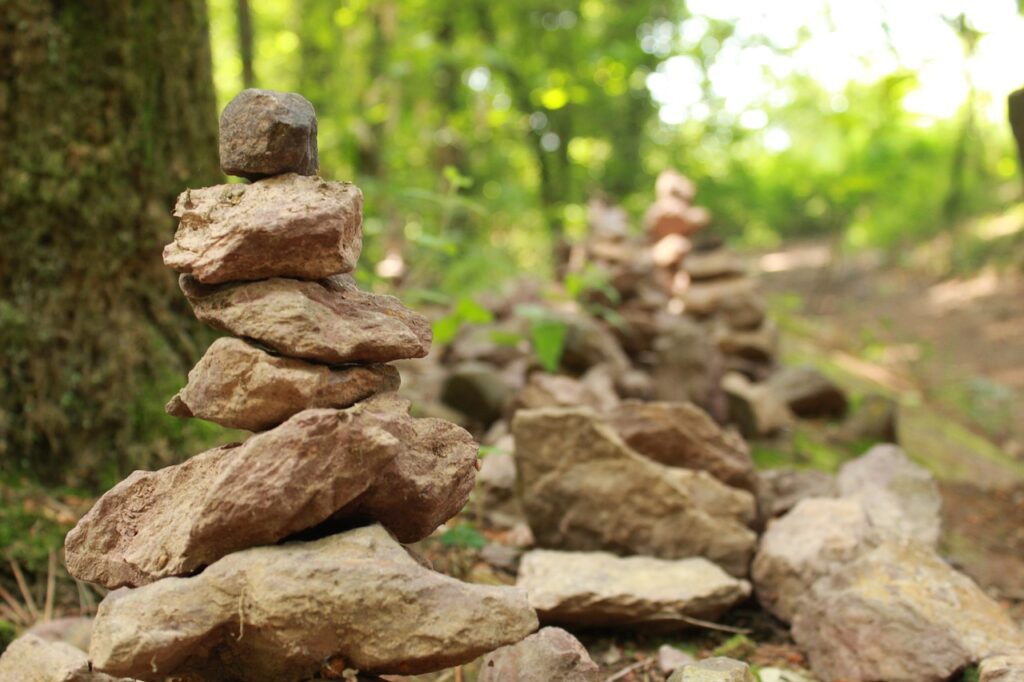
[685,248,746,281]
[756,468,837,520]
[518,549,751,629]
[89,526,538,680]
[513,372,619,414]
[767,366,848,419]
[791,541,1024,682]
[512,408,757,576]
[723,372,794,438]
[837,444,942,547]
[668,657,755,682]
[180,273,431,364]
[980,656,1024,682]
[66,400,476,588]
[751,498,879,623]
[440,361,513,425]
[478,627,599,682]
[606,401,756,492]
[219,88,318,180]
[166,337,399,431]
[0,633,129,682]
[684,277,765,330]
[164,174,362,284]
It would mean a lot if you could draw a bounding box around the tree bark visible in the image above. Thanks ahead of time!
[0,0,222,484]
[237,0,256,88]
[1010,88,1024,190]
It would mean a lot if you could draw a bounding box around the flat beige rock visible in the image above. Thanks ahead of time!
[478,627,599,682]
[180,273,432,364]
[512,407,756,576]
[0,633,130,681]
[518,549,751,629]
[164,174,361,283]
[89,526,538,680]
[166,337,399,431]
[66,398,476,588]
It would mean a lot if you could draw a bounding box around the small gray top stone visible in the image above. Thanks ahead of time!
[219,88,318,180]
[669,657,756,682]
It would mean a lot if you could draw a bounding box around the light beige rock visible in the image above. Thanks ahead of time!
[180,273,432,364]
[685,277,765,330]
[89,526,539,680]
[792,541,1024,682]
[164,174,361,284]
[723,372,794,438]
[607,401,756,492]
[66,399,476,588]
[166,337,399,431]
[0,633,129,682]
[751,498,879,622]
[980,655,1024,682]
[512,408,756,576]
[655,169,697,202]
[478,627,599,682]
[669,657,755,682]
[685,248,747,281]
[25,617,94,653]
[658,645,697,675]
[518,549,751,629]
[513,372,619,414]
[837,444,942,548]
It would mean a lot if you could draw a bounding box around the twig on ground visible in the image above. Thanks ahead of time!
[675,614,752,635]
[605,659,647,682]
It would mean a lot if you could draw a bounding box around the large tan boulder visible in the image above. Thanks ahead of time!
[518,549,751,629]
[0,633,130,682]
[65,398,476,588]
[88,526,538,681]
[606,401,756,492]
[165,337,399,431]
[180,273,431,365]
[164,174,361,284]
[751,498,879,622]
[478,627,599,682]
[792,541,1024,682]
[512,408,756,576]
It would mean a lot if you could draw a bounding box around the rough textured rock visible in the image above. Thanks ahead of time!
[0,633,128,682]
[751,498,879,623]
[837,444,942,547]
[651,316,724,414]
[767,366,848,419]
[518,549,751,629]
[166,337,399,431]
[180,274,431,364]
[685,277,765,330]
[219,89,318,180]
[26,617,94,653]
[512,408,757,576]
[685,249,746,281]
[606,401,756,491]
[669,657,755,682]
[658,645,697,675]
[66,399,477,588]
[554,310,632,378]
[756,468,837,520]
[792,541,1024,682]
[513,372,619,414]
[164,174,361,284]
[478,627,599,682]
[89,526,538,680]
[440,361,513,425]
[723,372,794,437]
[981,656,1024,682]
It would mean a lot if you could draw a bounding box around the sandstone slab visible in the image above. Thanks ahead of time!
[166,337,399,431]
[0,633,129,682]
[89,526,538,680]
[837,444,942,547]
[751,498,879,622]
[606,401,756,491]
[792,541,1024,682]
[66,398,476,588]
[219,89,317,180]
[478,627,599,682]
[181,274,431,364]
[669,657,755,682]
[164,174,361,284]
[512,408,756,576]
[518,549,751,629]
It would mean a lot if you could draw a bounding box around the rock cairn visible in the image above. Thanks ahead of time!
[61,89,537,681]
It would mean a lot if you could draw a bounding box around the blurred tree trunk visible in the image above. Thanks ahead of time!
[0,0,221,484]
[237,0,256,88]
[1010,88,1024,190]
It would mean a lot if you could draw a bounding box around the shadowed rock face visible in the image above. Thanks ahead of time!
[165,337,399,431]
[219,89,318,180]
[792,541,1024,682]
[517,549,751,630]
[88,526,539,681]
[164,174,362,284]
[512,407,756,576]
[65,397,477,589]
[478,627,599,682]
[180,273,432,365]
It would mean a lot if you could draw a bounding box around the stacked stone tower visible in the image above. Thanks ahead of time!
[63,89,536,681]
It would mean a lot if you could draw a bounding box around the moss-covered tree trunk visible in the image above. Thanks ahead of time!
[1010,88,1024,190]
[0,1,222,484]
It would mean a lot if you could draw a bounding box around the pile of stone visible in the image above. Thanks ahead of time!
[40,89,538,681]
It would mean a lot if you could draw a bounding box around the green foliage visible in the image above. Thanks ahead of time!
[516,304,569,372]
[712,633,757,660]
[438,523,487,550]
[432,296,495,345]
